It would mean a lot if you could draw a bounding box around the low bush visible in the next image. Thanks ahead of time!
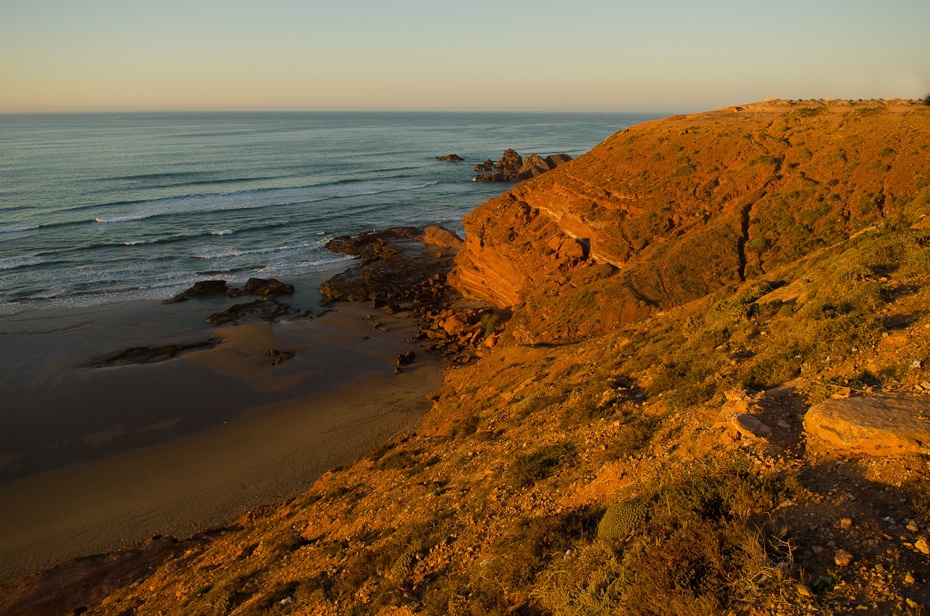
[510,442,577,488]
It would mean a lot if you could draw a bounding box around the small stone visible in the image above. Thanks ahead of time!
[831,387,852,399]
[907,520,919,533]
[840,517,853,529]
[730,413,772,439]
[797,584,812,597]
[911,360,923,369]
[812,545,825,555]
[915,537,930,555]
[921,381,930,390]
[777,419,791,430]
[279,596,296,606]
[907,598,919,609]
[904,573,916,584]
[834,549,854,566]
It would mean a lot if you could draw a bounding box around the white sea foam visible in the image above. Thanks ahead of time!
[191,241,317,260]
[0,255,45,270]
[0,225,39,234]
[210,229,234,236]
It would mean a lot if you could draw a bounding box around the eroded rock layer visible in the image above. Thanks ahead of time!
[452,101,930,344]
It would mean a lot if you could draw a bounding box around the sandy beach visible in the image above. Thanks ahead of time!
[0,301,442,583]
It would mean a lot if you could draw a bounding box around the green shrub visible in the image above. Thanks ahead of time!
[510,442,577,488]
[480,313,500,338]
[598,497,651,541]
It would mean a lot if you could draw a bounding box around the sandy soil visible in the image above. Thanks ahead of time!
[0,305,442,583]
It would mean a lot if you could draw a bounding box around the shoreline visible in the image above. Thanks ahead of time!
[0,300,443,584]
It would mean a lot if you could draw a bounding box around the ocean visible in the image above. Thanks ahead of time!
[0,111,659,315]
[0,111,665,576]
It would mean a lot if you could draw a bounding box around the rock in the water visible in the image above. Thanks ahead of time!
[163,280,229,304]
[231,277,295,299]
[205,299,295,325]
[803,394,930,456]
[85,338,221,368]
[165,278,294,303]
[435,154,464,162]
[473,149,572,183]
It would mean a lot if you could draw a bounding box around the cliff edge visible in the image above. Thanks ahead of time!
[452,100,930,344]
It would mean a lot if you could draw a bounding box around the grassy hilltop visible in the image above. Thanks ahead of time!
[5,100,930,616]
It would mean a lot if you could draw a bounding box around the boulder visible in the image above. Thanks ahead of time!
[235,277,295,299]
[163,280,228,304]
[473,149,572,183]
[423,226,464,249]
[517,154,552,181]
[496,148,523,172]
[545,153,572,168]
[205,299,296,325]
[441,313,472,336]
[559,238,587,260]
[730,414,772,439]
[396,351,416,368]
[435,154,464,162]
[804,394,930,456]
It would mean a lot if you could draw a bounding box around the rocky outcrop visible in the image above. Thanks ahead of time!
[162,280,229,303]
[320,227,455,304]
[804,394,930,456]
[452,102,930,344]
[205,299,296,325]
[319,226,500,366]
[423,225,464,250]
[165,277,294,304]
[473,149,573,183]
[230,278,294,299]
[435,154,464,162]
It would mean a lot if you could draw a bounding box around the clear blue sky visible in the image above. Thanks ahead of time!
[1,0,927,112]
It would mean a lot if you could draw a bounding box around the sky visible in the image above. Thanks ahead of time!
[1,0,928,113]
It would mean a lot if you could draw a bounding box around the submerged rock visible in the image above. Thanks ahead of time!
[85,338,220,368]
[264,349,296,366]
[163,280,229,304]
[230,277,295,299]
[165,277,294,303]
[205,299,296,325]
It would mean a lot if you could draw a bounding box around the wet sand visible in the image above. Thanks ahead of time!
[0,303,442,583]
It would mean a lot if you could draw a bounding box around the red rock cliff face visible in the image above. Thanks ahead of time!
[450,101,930,344]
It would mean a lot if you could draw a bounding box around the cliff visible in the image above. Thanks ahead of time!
[5,100,930,616]
[451,100,930,344]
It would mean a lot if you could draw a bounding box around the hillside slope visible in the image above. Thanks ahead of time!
[4,100,930,616]
[452,100,930,345]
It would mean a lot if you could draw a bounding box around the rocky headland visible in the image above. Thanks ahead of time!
[472,148,572,183]
[4,99,930,615]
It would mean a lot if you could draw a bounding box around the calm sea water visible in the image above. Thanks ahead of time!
[0,112,660,316]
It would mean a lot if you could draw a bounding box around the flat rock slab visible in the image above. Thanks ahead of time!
[804,394,930,456]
